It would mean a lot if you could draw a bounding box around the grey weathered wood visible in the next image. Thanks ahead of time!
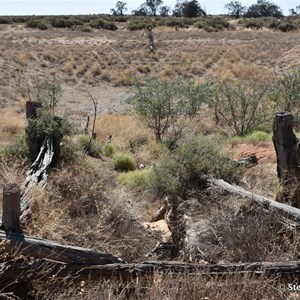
[20,137,54,221]
[205,175,300,223]
[273,112,299,182]
[0,229,122,265]
[26,101,41,119]
[0,259,300,286]
[2,184,21,232]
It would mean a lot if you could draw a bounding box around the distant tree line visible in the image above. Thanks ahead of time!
[111,0,300,18]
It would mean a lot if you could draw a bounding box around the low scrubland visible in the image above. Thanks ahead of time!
[0,20,300,298]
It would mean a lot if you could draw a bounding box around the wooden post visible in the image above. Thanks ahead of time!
[26,101,41,119]
[272,112,299,182]
[273,112,300,207]
[2,184,21,232]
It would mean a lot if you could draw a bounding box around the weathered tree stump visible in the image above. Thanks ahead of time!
[26,101,41,119]
[273,112,300,207]
[2,184,21,232]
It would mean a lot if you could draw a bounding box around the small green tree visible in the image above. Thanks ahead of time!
[173,0,206,17]
[133,77,210,145]
[26,79,72,163]
[145,0,163,16]
[245,0,283,18]
[210,79,270,136]
[34,78,62,114]
[150,136,239,199]
[111,1,127,16]
[225,1,246,18]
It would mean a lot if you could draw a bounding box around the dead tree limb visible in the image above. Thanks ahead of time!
[205,176,300,223]
[0,230,123,265]
[0,259,299,288]
[84,86,100,159]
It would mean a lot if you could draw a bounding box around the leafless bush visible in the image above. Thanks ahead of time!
[212,201,300,263]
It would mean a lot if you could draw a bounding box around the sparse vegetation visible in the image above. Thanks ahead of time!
[150,136,240,199]
[209,79,271,136]
[1,11,300,299]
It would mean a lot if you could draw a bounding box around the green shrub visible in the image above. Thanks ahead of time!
[148,141,168,159]
[157,18,190,28]
[127,18,154,31]
[113,152,137,172]
[0,135,29,163]
[277,22,298,32]
[150,136,240,199]
[129,136,148,153]
[193,20,208,29]
[90,18,117,31]
[12,16,30,23]
[0,17,13,24]
[60,137,78,163]
[117,169,151,189]
[206,17,231,31]
[50,17,83,28]
[209,79,270,136]
[27,18,49,30]
[77,134,102,158]
[102,143,116,158]
[244,19,263,29]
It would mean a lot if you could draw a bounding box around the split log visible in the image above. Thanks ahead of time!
[0,230,123,265]
[204,176,300,223]
[20,137,54,221]
[1,184,21,232]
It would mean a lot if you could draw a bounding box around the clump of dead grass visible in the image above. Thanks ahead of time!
[94,114,152,151]
[37,272,283,300]
[0,108,26,135]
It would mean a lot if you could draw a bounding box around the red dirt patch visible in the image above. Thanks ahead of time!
[231,142,276,164]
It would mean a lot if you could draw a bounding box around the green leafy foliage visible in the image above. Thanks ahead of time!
[150,136,240,199]
[102,143,116,158]
[209,79,270,136]
[0,135,29,163]
[50,17,83,28]
[133,76,211,144]
[117,169,151,189]
[26,113,72,140]
[77,134,102,158]
[245,0,283,18]
[113,152,137,172]
[90,18,117,30]
[270,67,300,112]
[27,18,49,30]
[127,17,154,30]
[34,78,62,112]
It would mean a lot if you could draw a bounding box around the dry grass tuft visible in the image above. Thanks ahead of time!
[94,114,152,150]
[0,108,26,135]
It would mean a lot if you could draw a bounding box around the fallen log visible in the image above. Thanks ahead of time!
[0,230,123,265]
[205,176,300,223]
[0,258,300,287]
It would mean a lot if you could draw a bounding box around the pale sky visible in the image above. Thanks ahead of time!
[0,0,297,16]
